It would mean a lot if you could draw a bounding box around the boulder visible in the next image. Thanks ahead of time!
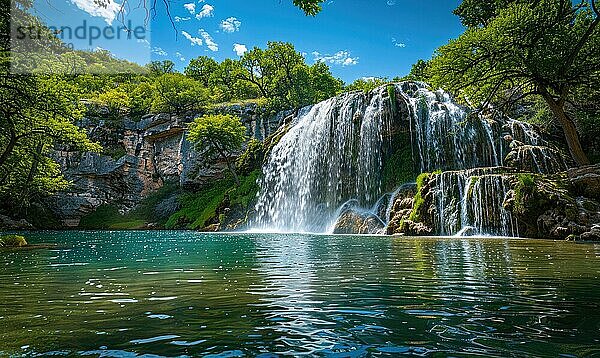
[0,235,28,247]
[332,210,385,235]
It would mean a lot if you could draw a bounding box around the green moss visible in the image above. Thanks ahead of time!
[0,235,28,247]
[513,174,537,215]
[104,144,127,160]
[165,180,232,230]
[382,131,417,191]
[409,172,431,222]
[466,176,480,200]
[227,170,261,208]
[79,183,179,229]
[387,84,397,115]
[165,170,261,230]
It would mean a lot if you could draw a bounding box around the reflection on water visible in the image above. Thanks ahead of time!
[0,231,599,357]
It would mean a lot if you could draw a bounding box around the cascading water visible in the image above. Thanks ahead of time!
[433,169,519,237]
[252,82,566,236]
[253,86,394,232]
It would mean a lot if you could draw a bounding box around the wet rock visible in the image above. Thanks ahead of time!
[332,210,385,235]
[398,220,434,236]
[581,225,600,241]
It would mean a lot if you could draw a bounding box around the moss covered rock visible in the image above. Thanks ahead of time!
[0,235,28,247]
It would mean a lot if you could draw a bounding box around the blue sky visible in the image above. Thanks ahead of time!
[31,0,464,83]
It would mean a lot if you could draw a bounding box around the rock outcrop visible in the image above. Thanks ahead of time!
[47,103,282,227]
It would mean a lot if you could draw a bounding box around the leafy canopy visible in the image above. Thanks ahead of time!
[428,0,600,165]
[188,114,247,155]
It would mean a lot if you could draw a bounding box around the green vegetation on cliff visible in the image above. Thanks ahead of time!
[165,170,260,230]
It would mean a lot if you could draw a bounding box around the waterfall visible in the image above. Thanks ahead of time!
[251,82,565,235]
[253,86,394,232]
[433,169,518,237]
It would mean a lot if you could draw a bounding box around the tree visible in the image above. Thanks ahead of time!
[428,0,600,165]
[94,87,131,118]
[151,73,210,115]
[0,75,101,210]
[292,0,324,15]
[237,42,341,109]
[188,114,247,186]
[146,60,175,76]
[397,59,430,82]
[185,56,219,87]
[345,77,389,93]
[92,0,325,19]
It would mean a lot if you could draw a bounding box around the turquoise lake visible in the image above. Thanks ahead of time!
[1,231,599,357]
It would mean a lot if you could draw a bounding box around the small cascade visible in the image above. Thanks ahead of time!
[253,86,395,232]
[432,169,518,237]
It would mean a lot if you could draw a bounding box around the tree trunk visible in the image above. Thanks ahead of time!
[542,94,590,166]
[0,131,17,168]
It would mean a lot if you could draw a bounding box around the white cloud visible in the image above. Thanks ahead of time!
[312,50,359,66]
[175,52,186,62]
[70,0,121,25]
[152,47,167,56]
[137,38,150,48]
[183,2,195,14]
[392,37,406,48]
[175,16,191,22]
[233,43,247,56]
[220,17,241,33]
[199,29,218,51]
[182,30,203,46]
[196,4,214,19]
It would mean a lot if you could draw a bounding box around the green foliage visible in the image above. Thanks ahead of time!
[185,56,219,86]
[0,235,28,247]
[146,60,175,76]
[0,75,102,213]
[164,170,260,230]
[151,74,210,115]
[238,42,342,110]
[165,180,233,230]
[345,77,389,93]
[513,174,536,215]
[382,132,416,191]
[397,60,430,82]
[292,0,324,15]
[79,184,179,229]
[227,170,261,209]
[93,88,131,118]
[189,114,248,185]
[236,139,265,175]
[188,114,247,156]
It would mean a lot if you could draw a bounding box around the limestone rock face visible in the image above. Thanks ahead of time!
[47,105,282,227]
[568,164,600,200]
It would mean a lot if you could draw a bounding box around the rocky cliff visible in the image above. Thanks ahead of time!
[46,103,286,227]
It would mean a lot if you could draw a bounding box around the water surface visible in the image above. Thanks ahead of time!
[1,231,599,356]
